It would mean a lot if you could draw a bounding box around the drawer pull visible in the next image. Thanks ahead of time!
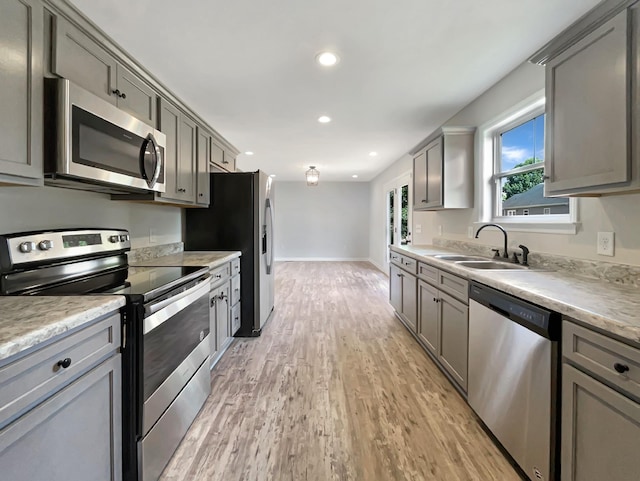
[614,363,630,374]
[215,274,222,279]
[57,358,72,369]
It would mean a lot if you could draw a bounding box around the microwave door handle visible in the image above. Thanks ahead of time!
[140,134,162,189]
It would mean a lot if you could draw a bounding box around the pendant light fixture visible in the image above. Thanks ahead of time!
[306,166,320,186]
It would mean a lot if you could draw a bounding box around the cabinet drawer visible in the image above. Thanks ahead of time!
[438,271,468,303]
[389,252,403,267]
[418,262,438,284]
[0,313,120,429]
[563,321,640,400]
[231,258,240,276]
[210,263,230,287]
[231,302,241,336]
[230,274,241,306]
[400,256,417,274]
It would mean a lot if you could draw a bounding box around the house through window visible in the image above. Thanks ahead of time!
[495,112,570,218]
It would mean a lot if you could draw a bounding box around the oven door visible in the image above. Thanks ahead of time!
[55,79,166,193]
[141,278,210,435]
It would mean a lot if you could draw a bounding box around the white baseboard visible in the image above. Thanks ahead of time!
[368,258,387,274]
[275,257,370,262]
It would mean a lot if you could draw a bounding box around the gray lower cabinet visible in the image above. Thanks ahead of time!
[52,15,156,126]
[561,319,640,481]
[561,363,640,481]
[389,264,403,314]
[0,356,122,481]
[438,292,468,391]
[0,0,44,186]
[418,280,439,356]
[0,312,122,481]
[209,259,241,367]
[389,261,417,333]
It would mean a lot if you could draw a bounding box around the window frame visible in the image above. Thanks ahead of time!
[476,91,578,235]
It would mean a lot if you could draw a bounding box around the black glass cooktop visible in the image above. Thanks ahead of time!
[104,266,207,297]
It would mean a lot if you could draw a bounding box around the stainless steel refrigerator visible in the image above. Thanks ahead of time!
[185,171,275,336]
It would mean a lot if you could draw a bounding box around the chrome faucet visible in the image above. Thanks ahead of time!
[475,223,509,259]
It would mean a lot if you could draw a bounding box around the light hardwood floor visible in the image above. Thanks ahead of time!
[160,261,521,481]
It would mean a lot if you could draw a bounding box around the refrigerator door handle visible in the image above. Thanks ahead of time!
[265,198,274,274]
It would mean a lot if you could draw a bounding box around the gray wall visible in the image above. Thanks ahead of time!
[0,186,182,248]
[274,181,370,260]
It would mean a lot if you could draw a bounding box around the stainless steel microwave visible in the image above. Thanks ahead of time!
[45,79,166,194]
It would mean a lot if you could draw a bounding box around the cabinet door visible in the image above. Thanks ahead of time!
[413,151,427,210]
[210,140,225,170]
[52,16,117,104]
[389,264,403,314]
[418,280,439,356]
[438,292,468,391]
[401,273,417,333]
[0,355,121,481]
[209,290,218,364]
[178,114,196,202]
[222,151,236,172]
[158,99,181,202]
[216,282,230,352]
[425,137,443,208]
[0,0,43,185]
[196,128,211,205]
[116,64,157,126]
[546,11,629,194]
[562,363,640,481]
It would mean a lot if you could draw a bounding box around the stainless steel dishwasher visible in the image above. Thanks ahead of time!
[468,282,561,481]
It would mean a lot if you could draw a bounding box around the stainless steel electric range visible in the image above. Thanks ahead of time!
[0,228,211,481]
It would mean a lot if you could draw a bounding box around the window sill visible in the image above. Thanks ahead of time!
[475,219,579,235]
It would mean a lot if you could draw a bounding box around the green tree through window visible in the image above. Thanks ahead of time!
[502,159,543,200]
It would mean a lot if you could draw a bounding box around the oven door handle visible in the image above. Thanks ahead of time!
[144,281,210,335]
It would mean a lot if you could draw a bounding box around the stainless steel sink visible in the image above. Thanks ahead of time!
[455,261,529,270]
[433,254,489,262]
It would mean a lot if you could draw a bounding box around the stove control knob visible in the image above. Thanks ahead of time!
[38,240,54,251]
[109,235,120,243]
[120,234,128,242]
[19,241,36,253]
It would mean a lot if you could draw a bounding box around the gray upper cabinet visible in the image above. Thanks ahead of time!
[178,115,197,203]
[52,15,117,104]
[210,139,236,173]
[0,0,44,186]
[531,1,640,196]
[412,127,475,210]
[52,15,157,126]
[196,128,211,206]
[116,64,157,126]
[158,99,182,203]
[223,151,237,172]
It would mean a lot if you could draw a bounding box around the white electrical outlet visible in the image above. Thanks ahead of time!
[468,226,474,239]
[597,232,614,256]
[415,224,422,234]
[149,228,158,244]
[438,225,443,236]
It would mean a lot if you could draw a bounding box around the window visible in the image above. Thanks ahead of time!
[478,92,577,234]
[495,112,569,219]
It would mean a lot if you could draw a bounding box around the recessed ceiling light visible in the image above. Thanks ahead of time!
[245,151,254,156]
[352,174,358,178]
[316,52,339,66]
[318,115,331,123]
[369,151,378,157]
[269,174,276,178]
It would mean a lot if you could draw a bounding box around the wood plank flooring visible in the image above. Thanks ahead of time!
[159,261,521,481]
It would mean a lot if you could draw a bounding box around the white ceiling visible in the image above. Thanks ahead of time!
[69,0,599,181]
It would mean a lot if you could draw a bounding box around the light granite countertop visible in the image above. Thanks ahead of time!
[392,244,640,346]
[130,250,241,270]
[0,296,125,363]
